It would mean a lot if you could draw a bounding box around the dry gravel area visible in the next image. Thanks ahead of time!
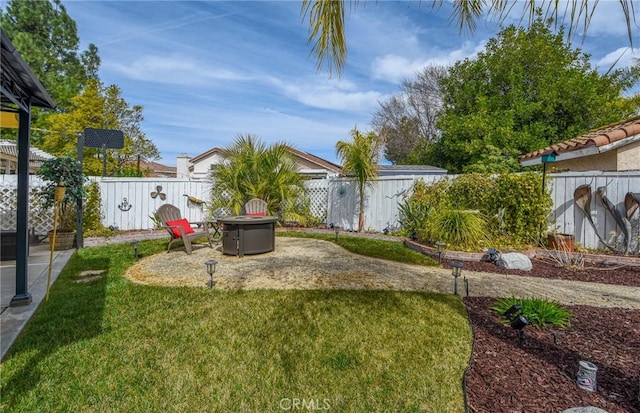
[125,237,640,309]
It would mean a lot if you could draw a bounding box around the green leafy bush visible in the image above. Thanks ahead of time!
[492,297,572,329]
[399,172,552,249]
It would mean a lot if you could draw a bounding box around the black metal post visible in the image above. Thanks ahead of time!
[11,103,32,306]
[76,133,84,248]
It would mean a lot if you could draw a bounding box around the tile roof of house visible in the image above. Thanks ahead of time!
[138,160,176,176]
[189,146,342,172]
[519,116,640,163]
[286,147,341,172]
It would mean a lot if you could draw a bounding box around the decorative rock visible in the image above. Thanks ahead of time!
[496,252,533,271]
[561,408,608,413]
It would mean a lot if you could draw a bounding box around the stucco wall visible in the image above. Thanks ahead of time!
[617,141,640,171]
[549,150,618,172]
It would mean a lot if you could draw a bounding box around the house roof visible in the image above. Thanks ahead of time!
[378,164,447,174]
[0,140,53,162]
[286,147,341,172]
[123,159,176,177]
[189,147,225,164]
[189,145,342,172]
[519,116,640,166]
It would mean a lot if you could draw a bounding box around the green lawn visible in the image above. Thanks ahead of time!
[1,238,470,412]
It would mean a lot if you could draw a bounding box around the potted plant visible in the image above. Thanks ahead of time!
[36,156,87,250]
[547,231,575,252]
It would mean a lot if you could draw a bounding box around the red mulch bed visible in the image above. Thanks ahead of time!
[460,257,640,412]
[443,258,640,287]
[464,297,640,412]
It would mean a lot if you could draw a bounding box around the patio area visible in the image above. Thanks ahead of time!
[1,243,73,359]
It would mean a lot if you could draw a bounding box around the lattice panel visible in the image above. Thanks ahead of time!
[0,179,53,234]
[305,180,328,219]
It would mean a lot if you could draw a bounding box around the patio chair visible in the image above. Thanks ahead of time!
[156,204,213,254]
[243,198,267,216]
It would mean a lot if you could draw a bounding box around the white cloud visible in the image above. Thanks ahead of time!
[106,55,249,85]
[594,47,639,71]
[265,76,385,112]
[371,41,486,83]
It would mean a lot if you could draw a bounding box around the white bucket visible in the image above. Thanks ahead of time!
[577,360,597,392]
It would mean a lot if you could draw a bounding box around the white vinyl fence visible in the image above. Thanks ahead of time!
[1,172,638,252]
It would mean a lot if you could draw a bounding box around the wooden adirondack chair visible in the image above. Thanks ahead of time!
[156,204,213,254]
[243,198,268,216]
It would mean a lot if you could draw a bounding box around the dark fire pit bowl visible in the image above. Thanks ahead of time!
[218,216,278,257]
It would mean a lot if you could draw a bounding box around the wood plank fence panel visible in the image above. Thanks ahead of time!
[2,172,637,251]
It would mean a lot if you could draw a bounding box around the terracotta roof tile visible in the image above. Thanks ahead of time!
[519,116,640,161]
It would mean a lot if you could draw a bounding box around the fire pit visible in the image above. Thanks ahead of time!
[218,216,278,257]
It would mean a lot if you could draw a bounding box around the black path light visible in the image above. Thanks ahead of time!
[450,261,464,295]
[435,241,446,263]
[504,304,529,346]
[334,225,340,241]
[131,240,139,261]
[205,259,218,288]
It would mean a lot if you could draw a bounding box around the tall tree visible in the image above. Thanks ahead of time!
[41,79,159,176]
[0,0,99,109]
[209,134,307,218]
[335,128,379,232]
[434,16,640,173]
[301,0,637,76]
[372,65,447,164]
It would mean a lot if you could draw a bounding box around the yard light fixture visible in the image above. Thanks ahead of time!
[450,261,463,295]
[504,304,529,346]
[131,240,139,261]
[205,259,218,288]
[435,241,446,263]
[334,225,340,241]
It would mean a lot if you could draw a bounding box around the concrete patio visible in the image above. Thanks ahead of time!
[1,243,73,360]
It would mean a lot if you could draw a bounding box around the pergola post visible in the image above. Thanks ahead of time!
[10,103,33,306]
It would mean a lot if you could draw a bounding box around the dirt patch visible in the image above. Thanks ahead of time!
[125,237,640,309]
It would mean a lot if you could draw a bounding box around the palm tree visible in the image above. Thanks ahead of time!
[301,0,637,76]
[335,128,379,232]
[209,134,308,219]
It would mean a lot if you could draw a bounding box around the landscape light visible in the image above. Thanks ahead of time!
[205,259,218,289]
[131,240,139,261]
[450,261,463,295]
[504,304,529,346]
[435,241,446,263]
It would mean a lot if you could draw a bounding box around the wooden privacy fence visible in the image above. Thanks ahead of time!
[1,172,638,252]
[548,171,640,253]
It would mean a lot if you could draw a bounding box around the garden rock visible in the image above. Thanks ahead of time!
[496,252,532,271]
[561,408,608,413]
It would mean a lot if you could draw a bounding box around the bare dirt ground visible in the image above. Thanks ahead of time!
[124,236,640,412]
[125,237,640,309]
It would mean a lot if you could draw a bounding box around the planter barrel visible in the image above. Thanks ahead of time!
[547,233,575,252]
[48,230,76,251]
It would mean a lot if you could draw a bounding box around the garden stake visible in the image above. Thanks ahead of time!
[46,183,65,301]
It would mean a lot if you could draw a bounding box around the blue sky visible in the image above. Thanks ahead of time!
[61,0,639,166]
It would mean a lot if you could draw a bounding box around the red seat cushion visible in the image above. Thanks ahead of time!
[165,218,195,238]
[246,212,265,217]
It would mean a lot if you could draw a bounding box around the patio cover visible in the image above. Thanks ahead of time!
[1,28,56,306]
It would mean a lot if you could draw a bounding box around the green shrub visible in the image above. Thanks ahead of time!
[420,209,487,249]
[492,297,572,329]
[398,172,552,249]
[489,173,552,244]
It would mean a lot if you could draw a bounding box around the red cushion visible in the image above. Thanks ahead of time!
[246,212,265,217]
[166,218,195,238]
